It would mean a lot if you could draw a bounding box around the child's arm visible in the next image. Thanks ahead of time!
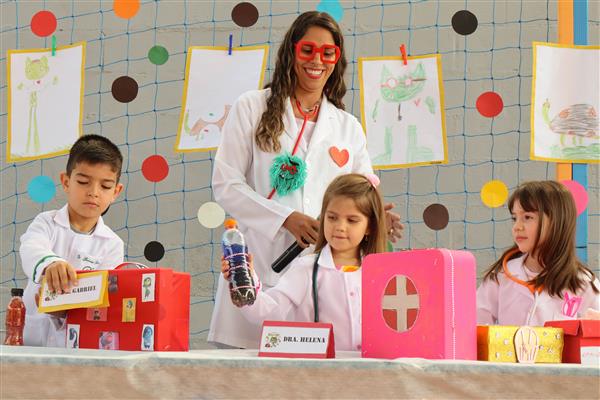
[221,255,308,323]
[476,278,499,325]
[20,214,77,293]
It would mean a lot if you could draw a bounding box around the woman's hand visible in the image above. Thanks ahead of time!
[282,211,319,248]
[384,203,404,243]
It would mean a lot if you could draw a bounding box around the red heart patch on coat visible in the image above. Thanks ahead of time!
[329,146,349,167]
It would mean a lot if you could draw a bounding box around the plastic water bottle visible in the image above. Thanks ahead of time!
[4,288,25,345]
[222,219,256,307]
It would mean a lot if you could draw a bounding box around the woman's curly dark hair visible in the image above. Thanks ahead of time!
[255,11,347,153]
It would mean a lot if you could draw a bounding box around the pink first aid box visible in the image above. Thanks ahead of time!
[362,249,477,360]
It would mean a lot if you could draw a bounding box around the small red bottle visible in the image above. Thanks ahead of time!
[4,288,25,346]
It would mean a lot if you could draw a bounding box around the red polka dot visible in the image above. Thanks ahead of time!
[142,155,169,182]
[476,91,504,118]
[31,11,57,37]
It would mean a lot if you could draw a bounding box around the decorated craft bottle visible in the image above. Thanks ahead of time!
[4,288,25,346]
[222,219,256,307]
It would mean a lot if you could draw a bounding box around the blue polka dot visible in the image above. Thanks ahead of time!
[316,0,344,22]
[28,176,56,203]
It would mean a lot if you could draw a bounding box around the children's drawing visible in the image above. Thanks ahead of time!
[18,56,58,154]
[7,42,85,162]
[183,105,232,143]
[359,55,447,169]
[175,45,268,152]
[67,324,80,349]
[380,63,426,121]
[141,273,156,302]
[531,42,600,163]
[99,331,119,350]
[141,324,154,351]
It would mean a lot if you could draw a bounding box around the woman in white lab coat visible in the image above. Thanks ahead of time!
[209,11,402,348]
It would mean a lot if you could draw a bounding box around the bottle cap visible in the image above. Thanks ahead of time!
[224,218,237,229]
[11,288,24,297]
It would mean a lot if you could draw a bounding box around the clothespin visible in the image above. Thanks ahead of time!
[51,35,56,56]
[399,44,407,65]
[228,33,233,56]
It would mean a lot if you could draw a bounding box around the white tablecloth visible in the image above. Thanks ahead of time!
[1,345,598,399]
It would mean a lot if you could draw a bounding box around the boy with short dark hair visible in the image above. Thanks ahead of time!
[20,134,124,346]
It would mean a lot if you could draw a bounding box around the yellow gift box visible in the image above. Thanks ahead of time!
[477,325,564,363]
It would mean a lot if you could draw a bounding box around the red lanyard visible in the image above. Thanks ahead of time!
[267,99,319,200]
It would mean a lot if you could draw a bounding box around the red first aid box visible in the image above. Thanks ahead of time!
[544,319,600,364]
[66,265,190,351]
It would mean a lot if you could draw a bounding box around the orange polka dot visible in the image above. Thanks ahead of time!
[113,0,140,19]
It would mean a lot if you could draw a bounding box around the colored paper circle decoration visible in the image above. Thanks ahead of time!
[111,76,138,103]
[316,0,344,22]
[148,45,169,65]
[144,241,165,262]
[231,2,259,27]
[476,91,504,118]
[113,0,140,19]
[31,10,57,37]
[451,10,478,36]
[197,202,226,229]
[27,175,56,203]
[560,180,589,216]
[423,203,449,231]
[382,275,420,333]
[480,180,509,208]
[141,155,169,183]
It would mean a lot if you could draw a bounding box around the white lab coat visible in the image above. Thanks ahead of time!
[209,89,372,348]
[241,244,362,351]
[477,253,600,326]
[20,204,124,347]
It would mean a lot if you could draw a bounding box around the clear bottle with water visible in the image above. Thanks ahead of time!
[222,219,256,307]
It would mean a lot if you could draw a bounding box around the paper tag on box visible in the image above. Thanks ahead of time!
[38,270,109,313]
[258,321,335,358]
[580,346,600,366]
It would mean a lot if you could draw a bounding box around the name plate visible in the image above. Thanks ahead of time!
[38,271,109,313]
[581,346,600,366]
[258,321,335,358]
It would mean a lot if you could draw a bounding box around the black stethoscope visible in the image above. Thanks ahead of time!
[311,252,360,323]
[312,253,321,322]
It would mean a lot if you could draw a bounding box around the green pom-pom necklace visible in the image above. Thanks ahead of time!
[269,152,307,197]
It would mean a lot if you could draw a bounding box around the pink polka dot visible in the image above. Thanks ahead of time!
[560,180,588,216]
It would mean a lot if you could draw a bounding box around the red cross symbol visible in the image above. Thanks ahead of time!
[382,275,419,332]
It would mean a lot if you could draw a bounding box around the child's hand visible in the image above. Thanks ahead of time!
[43,261,78,294]
[221,256,230,280]
[221,254,254,281]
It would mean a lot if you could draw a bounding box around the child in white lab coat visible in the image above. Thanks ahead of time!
[222,173,387,350]
[20,134,124,346]
[477,180,599,326]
